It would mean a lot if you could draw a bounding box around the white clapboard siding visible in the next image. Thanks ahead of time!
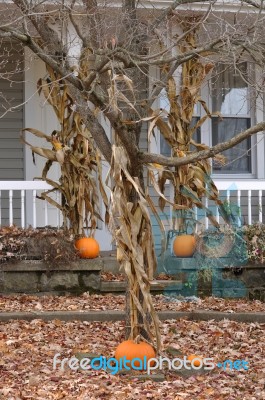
[0,42,24,225]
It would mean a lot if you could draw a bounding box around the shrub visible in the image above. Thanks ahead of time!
[0,226,78,266]
[243,223,265,264]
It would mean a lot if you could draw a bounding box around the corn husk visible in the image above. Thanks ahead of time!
[108,145,161,351]
[23,65,108,236]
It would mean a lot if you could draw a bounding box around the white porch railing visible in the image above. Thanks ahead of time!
[198,180,265,229]
[1,179,265,229]
[0,181,61,228]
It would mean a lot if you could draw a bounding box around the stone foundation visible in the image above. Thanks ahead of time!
[157,254,265,300]
[0,260,102,294]
[0,255,264,299]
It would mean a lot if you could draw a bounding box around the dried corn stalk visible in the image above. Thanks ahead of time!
[22,65,108,236]
[108,145,161,351]
[148,28,228,230]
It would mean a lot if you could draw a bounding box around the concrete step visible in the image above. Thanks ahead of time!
[100,279,182,293]
[1,310,265,323]
[101,256,120,274]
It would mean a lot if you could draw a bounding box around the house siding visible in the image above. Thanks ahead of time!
[0,43,24,226]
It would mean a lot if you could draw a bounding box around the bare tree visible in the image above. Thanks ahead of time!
[1,0,265,350]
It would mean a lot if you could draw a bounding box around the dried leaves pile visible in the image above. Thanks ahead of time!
[0,226,77,266]
[243,223,265,264]
[0,317,264,399]
[0,294,264,313]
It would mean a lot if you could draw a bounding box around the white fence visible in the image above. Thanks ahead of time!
[0,179,265,229]
[197,180,265,229]
[0,181,61,228]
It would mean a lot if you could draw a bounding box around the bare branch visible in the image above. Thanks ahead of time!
[69,0,88,47]
[12,0,64,55]
[67,85,112,163]
[242,0,265,9]
[82,0,101,49]
[0,25,29,43]
[141,122,265,167]
[149,0,212,31]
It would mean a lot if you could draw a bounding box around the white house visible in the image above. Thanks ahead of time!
[0,0,265,251]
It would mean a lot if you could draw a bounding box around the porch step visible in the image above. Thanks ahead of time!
[100,280,182,293]
[101,255,121,274]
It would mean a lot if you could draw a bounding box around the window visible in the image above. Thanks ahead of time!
[188,117,201,152]
[211,63,251,174]
[159,89,201,156]
[159,88,171,156]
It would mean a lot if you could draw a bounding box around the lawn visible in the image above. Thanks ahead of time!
[0,295,264,399]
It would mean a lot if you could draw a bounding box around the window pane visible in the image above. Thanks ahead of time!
[212,63,249,115]
[160,134,171,156]
[159,88,170,113]
[212,118,251,173]
[189,117,201,152]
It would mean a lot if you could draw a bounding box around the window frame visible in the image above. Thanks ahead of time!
[209,62,256,178]
[149,62,262,180]
[158,88,202,157]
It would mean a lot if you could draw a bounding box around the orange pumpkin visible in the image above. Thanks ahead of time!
[173,234,196,257]
[115,340,156,369]
[75,237,100,259]
[187,354,203,367]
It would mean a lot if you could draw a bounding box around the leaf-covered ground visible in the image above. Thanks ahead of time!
[0,317,264,399]
[0,295,265,398]
[0,293,265,313]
